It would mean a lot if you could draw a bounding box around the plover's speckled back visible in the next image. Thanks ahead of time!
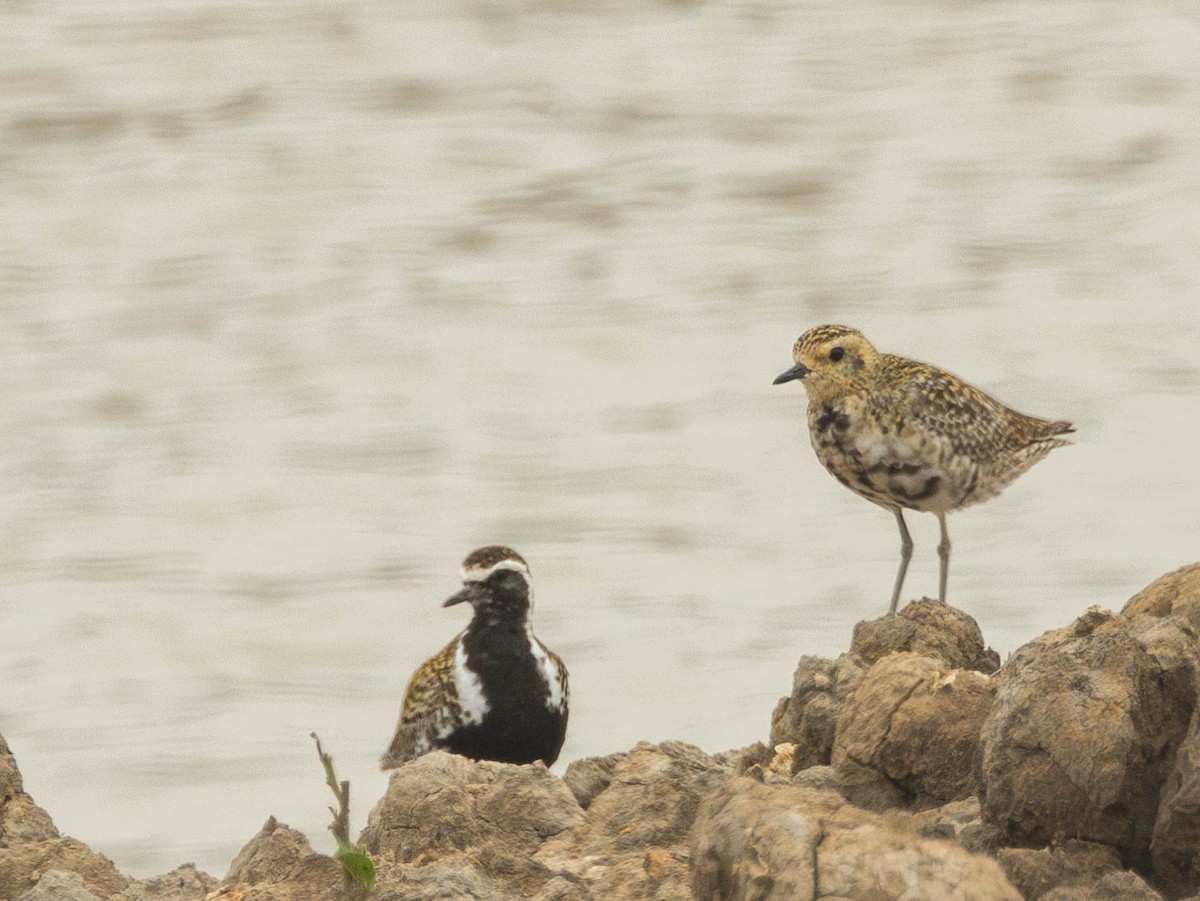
[381,546,569,769]
[773,325,1073,613]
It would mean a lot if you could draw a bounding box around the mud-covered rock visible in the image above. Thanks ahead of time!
[690,777,1020,901]
[712,745,763,771]
[912,796,1002,856]
[0,735,57,848]
[732,742,798,785]
[769,653,865,770]
[371,854,504,901]
[1152,716,1200,898]
[224,816,343,895]
[978,608,1200,867]
[851,599,1001,673]
[789,763,843,794]
[17,869,103,901]
[534,741,731,901]
[361,744,724,900]
[1122,562,1200,633]
[362,751,583,891]
[562,741,728,854]
[1041,876,1164,901]
[998,840,1164,900]
[0,837,129,900]
[118,864,217,901]
[832,652,996,810]
[0,794,59,850]
[563,751,627,809]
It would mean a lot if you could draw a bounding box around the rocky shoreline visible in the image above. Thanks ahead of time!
[3,563,1200,900]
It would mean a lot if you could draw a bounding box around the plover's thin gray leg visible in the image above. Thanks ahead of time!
[936,512,951,604]
[889,508,913,614]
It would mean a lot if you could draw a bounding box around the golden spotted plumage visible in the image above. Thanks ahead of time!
[775,325,1073,612]
[381,635,461,767]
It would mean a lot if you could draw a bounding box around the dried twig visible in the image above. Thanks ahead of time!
[311,732,374,890]
[311,732,351,846]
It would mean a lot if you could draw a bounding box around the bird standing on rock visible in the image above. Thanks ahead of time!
[381,546,569,769]
[773,325,1073,613]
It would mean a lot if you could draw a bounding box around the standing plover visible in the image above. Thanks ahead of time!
[381,546,569,769]
[773,325,1073,613]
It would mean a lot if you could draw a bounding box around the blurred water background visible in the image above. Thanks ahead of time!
[1,0,1198,878]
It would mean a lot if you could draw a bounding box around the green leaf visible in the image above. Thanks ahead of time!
[335,844,376,890]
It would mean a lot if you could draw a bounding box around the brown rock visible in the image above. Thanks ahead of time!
[759,744,796,783]
[1122,562,1200,633]
[769,653,865,770]
[912,796,1001,855]
[534,741,731,901]
[727,742,773,776]
[1152,716,1200,897]
[529,875,589,901]
[690,777,1020,901]
[1041,875,1164,901]
[851,599,1001,673]
[223,816,344,900]
[563,751,627,809]
[118,864,217,901]
[789,764,843,794]
[832,653,996,810]
[0,734,21,800]
[1,794,59,849]
[362,751,583,895]
[0,735,58,847]
[363,751,584,857]
[643,847,681,880]
[0,837,129,900]
[998,841,1163,900]
[978,608,1200,867]
[567,741,728,853]
[729,743,794,785]
[17,869,103,901]
[370,854,504,901]
[713,745,766,771]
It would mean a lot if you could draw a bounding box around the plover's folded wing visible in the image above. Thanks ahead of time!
[380,636,460,770]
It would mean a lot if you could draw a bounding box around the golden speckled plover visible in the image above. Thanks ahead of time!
[381,546,569,769]
[773,325,1073,613]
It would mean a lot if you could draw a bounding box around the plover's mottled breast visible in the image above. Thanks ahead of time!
[774,325,1072,612]
[381,545,569,769]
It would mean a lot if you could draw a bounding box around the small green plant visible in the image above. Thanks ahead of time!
[311,732,376,891]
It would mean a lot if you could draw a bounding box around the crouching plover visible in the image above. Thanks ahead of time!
[773,325,1073,613]
[381,546,569,769]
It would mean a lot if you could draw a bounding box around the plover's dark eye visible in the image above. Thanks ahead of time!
[829,346,845,362]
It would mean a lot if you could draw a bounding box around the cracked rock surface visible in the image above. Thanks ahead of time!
[690,777,1020,901]
[832,651,997,810]
[978,607,1199,869]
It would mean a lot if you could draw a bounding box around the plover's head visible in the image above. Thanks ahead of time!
[773,324,878,402]
[444,545,534,620]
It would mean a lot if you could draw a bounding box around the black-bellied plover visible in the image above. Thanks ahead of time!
[380,546,569,769]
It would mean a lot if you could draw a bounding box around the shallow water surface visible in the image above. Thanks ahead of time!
[1,0,1198,877]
